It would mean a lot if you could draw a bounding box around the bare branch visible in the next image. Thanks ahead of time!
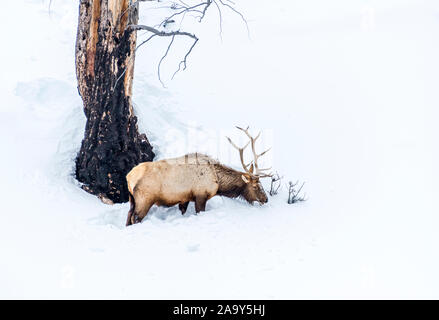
[269,173,283,196]
[287,181,307,204]
[199,0,212,22]
[129,24,200,85]
[172,37,199,79]
[212,0,223,40]
[136,33,158,51]
[159,1,210,27]
[157,35,176,87]
[125,0,249,85]
[218,0,250,38]
[128,24,198,40]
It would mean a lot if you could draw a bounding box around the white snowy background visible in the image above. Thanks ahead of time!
[1,0,438,298]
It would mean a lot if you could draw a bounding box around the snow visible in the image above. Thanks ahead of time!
[1,0,439,298]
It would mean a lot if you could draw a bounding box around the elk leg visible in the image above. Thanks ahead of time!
[179,202,189,215]
[129,197,154,225]
[195,196,207,213]
[126,194,135,226]
[126,210,133,226]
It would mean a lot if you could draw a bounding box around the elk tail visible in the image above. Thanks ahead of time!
[126,192,136,226]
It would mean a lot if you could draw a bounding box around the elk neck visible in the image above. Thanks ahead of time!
[213,164,247,199]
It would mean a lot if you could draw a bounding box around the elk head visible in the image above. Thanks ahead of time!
[227,126,272,205]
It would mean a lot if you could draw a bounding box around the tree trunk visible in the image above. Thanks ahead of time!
[75,0,155,204]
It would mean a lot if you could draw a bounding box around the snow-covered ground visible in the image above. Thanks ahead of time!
[1,0,439,298]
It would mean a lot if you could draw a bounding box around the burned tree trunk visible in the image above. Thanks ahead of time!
[75,0,154,204]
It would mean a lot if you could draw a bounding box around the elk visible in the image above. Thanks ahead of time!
[125,126,272,226]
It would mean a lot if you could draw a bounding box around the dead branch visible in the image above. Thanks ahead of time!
[157,34,176,87]
[218,0,250,38]
[129,24,198,40]
[125,0,247,86]
[211,1,223,40]
[287,181,307,204]
[269,173,282,196]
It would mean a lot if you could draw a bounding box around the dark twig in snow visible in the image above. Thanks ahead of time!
[287,181,307,204]
[269,173,283,196]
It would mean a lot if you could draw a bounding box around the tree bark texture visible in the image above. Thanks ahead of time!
[75,0,155,204]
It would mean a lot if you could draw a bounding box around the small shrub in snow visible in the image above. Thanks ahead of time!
[287,181,307,204]
[269,173,283,196]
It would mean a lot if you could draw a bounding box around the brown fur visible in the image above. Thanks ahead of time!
[125,153,268,226]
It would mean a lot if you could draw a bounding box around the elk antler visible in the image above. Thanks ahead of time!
[235,126,272,178]
[227,126,272,178]
[226,136,253,174]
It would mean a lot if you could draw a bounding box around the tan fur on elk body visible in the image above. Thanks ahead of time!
[126,153,268,226]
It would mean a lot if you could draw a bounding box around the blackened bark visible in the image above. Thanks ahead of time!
[75,0,154,204]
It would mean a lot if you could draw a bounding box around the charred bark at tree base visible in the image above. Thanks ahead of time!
[75,95,154,204]
[75,0,154,204]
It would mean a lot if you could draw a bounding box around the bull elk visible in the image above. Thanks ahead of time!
[125,126,272,226]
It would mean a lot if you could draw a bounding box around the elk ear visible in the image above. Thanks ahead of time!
[249,163,254,174]
[241,175,250,183]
